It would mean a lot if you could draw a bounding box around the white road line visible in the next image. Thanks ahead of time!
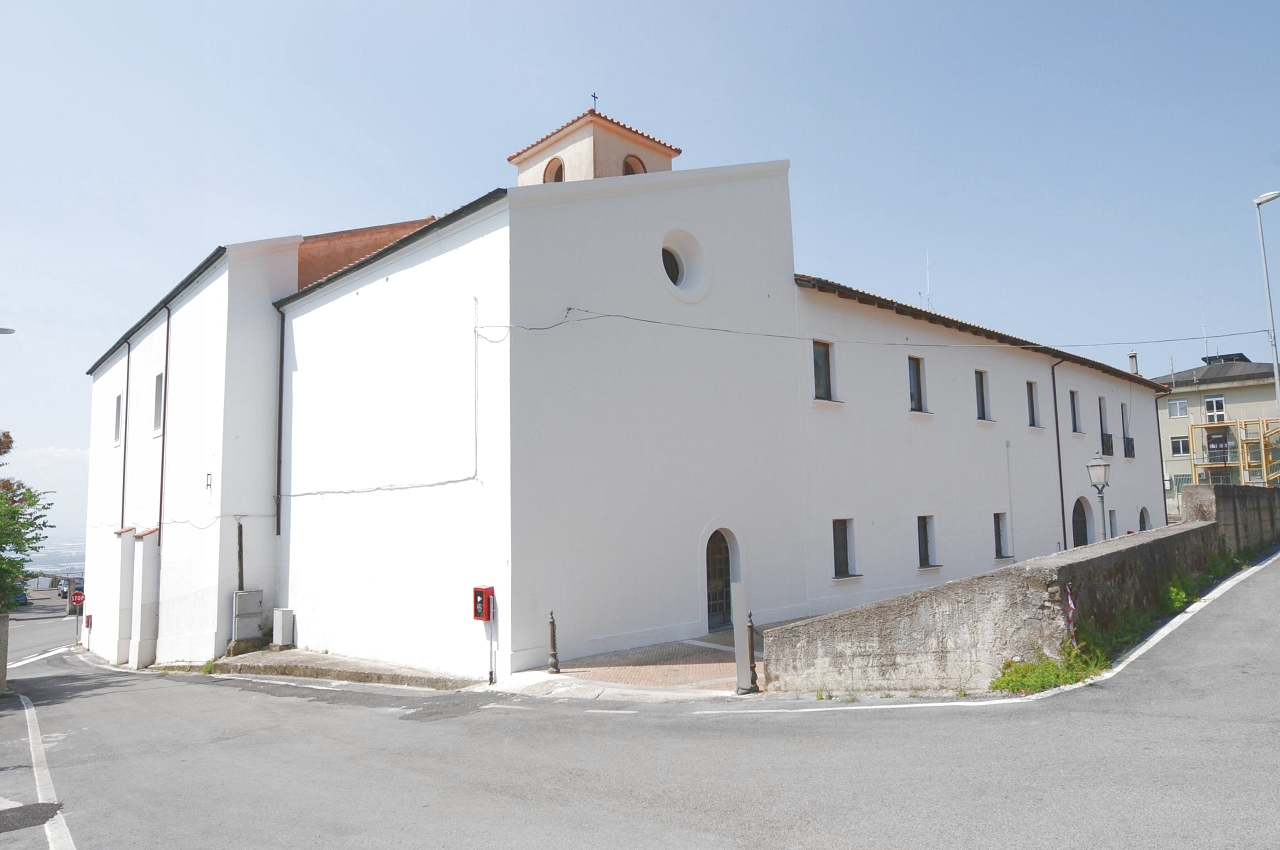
[213,675,340,691]
[481,703,532,710]
[584,709,638,714]
[7,647,71,669]
[18,695,77,850]
[695,550,1279,716]
[61,616,77,622]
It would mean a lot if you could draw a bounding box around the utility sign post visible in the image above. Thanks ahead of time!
[71,591,85,643]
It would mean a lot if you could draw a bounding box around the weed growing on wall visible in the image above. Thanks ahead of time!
[990,550,1256,695]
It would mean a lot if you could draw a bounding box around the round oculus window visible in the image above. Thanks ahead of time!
[662,248,681,285]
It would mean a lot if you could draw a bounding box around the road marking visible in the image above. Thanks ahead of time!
[214,675,340,691]
[695,549,1279,716]
[18,695,77,850]
[7,647,71,669]
[61,616,77,622]
[584,709,638,714]
[481,703,532,710]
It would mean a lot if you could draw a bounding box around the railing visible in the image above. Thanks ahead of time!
[1195,449,1240,464]
[1123,436,1135,459]
[1101,433,1114,457]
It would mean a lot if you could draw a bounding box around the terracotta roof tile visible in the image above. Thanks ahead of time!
[508,109,681,162]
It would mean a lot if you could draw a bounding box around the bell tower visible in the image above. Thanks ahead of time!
[508,110,681,186]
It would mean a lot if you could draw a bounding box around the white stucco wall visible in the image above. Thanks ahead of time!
[506,162,808,670]
[279,206,513,679]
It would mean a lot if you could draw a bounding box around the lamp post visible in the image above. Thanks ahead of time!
[1087,452,1111,541]
[1256,191,1280,421]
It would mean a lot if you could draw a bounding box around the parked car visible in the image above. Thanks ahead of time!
[13,582,28,607]
[57,579,69,598]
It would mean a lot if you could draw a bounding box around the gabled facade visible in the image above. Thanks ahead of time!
[83,115,1167,680]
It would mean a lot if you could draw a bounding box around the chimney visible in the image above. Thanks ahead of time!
[1129,351,1139,375]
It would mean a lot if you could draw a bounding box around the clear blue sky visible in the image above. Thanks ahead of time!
[3,2,1278,540]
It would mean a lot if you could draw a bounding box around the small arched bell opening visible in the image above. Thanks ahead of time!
[622,155,646,176]
[544,158,565,183]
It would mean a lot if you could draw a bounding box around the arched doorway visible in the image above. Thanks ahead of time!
[706,530,732,631]
[1139,507,1150,531]
[1072,498,1091,548]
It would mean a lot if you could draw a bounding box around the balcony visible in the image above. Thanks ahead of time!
[1123,436,1135,459]
[1101,432,1114,457]
[1196,448,1239,465]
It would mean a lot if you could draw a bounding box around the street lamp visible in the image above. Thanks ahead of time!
[1255,191,1280,422]
[1087,452,1111,540]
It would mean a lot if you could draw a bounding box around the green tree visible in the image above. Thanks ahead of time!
[1,431,54,694]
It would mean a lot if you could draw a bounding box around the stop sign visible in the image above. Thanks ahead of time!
[70,590,85,606]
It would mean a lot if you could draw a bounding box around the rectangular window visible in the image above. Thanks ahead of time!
[1098,396,1109,434]
[975,370,991,420]
[153,373,164,431]
[813,341,832,401]
[1108,510,1117,539]
[1168,398,1188,418]
[833,519,853,578]
[1070,391,1082,432]
[917,515,937,567]
[994,512,1010,559]
[114,394,122,443]
[1121,402,1130,438]
[1026,381,1040,427]
[908,357,925,412]
[1205,395,1225,423]
[1172,473,1193,492]
[1171,436,1190,456]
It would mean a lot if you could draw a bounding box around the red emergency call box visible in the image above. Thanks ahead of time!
[473,586,494,621]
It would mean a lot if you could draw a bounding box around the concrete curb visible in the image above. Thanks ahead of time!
[150,653,480,691]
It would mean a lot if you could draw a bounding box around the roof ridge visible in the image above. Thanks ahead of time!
[508,109,681,162]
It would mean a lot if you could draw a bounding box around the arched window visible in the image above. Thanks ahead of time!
[544,158,564,183]
[1139,507,1150,531]
[622,155,646,176]
[706,530,732,631]
[1072,498,1091,548]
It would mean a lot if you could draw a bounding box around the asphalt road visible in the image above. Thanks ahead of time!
[2,563,1278,849]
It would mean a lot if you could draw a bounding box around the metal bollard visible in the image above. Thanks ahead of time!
[548,611,560,674]
[746,611,759,693]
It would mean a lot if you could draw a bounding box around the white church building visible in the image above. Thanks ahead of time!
[83,110,1167,679]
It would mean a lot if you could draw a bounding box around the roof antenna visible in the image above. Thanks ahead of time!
[1201,295,1209,360]
[591,92,598,111]
[919,249,933,310]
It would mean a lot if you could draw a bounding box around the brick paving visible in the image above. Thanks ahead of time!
[560,640,739,689]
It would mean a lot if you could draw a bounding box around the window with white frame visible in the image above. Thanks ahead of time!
[1168,398,1188,418]
[975,370,992,421]
[917,515,938,567]
[833,519,855,577]
[908,356,926,412]
[153,373,164,431]
[1108,510,1117,539]
[1070,391,1083,432]
[1026,381,1040,427]
[1205,395,1226,423]
[1121,402,1130,438]
[114,394,123,444]
[813,341,833,401]
[1171,436,1190,456]
[994,512,1011,559]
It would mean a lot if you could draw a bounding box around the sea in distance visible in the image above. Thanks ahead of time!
[25,539,86,577]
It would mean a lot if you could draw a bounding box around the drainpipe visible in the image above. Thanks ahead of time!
[120,341,132,530]
[1156,395,1169,526]
[1051,359,1068,548]
[157,307,172,545]
[275,309,285,536]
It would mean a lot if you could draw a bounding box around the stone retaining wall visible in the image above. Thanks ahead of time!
[1181,483,1280,554]
[763,507,1241,694]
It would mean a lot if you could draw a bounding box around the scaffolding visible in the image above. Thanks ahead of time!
[1189,417,1280,487]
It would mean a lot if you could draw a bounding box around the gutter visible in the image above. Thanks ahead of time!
[87,246,226,376]
[274,189,508,311]
[1051,359,1068,548]
[275,309,285,535]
